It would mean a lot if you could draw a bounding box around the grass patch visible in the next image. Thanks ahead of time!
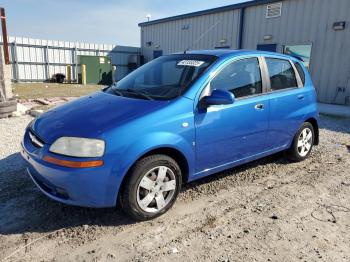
[13,83,103,99]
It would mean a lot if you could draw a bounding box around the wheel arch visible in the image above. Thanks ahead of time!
[305,117,319,145]
[116,146,190,206]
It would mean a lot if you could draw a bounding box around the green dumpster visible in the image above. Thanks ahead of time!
[78,55,113,85]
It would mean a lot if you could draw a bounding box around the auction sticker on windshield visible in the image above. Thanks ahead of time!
[177,60,205,67]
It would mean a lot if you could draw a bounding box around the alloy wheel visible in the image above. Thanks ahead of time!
[297,127,313,157]
[136,166,177,213]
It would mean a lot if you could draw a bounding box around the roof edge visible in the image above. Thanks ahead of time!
[139,0,283,27]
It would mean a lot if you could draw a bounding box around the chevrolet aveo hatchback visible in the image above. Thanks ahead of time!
[22,50,319,220]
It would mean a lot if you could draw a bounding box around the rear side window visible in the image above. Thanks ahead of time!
[265,58,298,91]
[210,57,262,99]
[293,61,305,86]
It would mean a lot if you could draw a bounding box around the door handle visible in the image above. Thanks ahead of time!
[255,104,264,110]
[298,94,305,100]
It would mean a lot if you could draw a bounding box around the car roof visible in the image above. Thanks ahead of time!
[177,49,298,61]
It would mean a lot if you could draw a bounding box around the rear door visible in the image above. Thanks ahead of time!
[194,56,270,174]
[263,57,308,149]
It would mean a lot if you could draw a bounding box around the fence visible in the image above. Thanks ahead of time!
[0,36,140,82]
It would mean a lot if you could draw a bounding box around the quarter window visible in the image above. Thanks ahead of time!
[265,58,298,91]
[210,58,262,99]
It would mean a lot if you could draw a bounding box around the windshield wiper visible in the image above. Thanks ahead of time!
[124,89,154,100]
[109,88,123,97]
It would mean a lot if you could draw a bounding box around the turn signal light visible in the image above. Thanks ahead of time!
[43,156,103,168]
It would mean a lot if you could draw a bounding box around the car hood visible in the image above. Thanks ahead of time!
[32,92,167,143]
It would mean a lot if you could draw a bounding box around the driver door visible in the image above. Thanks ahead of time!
[194,56,270,175]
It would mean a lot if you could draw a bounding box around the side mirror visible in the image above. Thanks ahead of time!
[202,89,235,106]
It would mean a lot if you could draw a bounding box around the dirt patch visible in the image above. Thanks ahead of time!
[12,83,102,100]
[0,116,349,261]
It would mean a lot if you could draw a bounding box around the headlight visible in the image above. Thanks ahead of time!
[49,137,105,157]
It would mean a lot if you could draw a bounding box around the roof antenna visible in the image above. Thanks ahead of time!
[184,20,221,54]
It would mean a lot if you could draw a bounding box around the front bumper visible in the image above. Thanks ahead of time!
[21,129,118,208]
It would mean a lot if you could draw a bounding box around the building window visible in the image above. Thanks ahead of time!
[283,44,312,69]
[266,3,282,18]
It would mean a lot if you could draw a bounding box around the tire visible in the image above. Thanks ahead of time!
[0,112,10,119]
[286,122,315,162]
[0,100,17,107]
[0,100,17,118]
[120,154,182,221]
[0,100,17,116]
[0,104,17,114]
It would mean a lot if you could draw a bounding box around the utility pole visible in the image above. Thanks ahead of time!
[0,7,10,65]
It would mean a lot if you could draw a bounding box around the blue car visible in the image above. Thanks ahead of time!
[21,50,319,220]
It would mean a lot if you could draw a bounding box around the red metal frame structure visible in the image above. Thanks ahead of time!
[0,7,10,65]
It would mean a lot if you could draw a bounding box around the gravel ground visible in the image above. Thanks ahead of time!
[0,115,349,262]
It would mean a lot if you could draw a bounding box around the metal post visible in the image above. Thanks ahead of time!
[66,65,71,83]
[0,7,10,65]
[44,45,50,80]
[27,38,33,81]
[11,41,19,82]
[81,64,86,85]
[74,47,78,82]
[237,7,245,49]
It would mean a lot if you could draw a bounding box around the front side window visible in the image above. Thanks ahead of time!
[106,54,216,100]
[265,58,298,91]
[210,57,262,99]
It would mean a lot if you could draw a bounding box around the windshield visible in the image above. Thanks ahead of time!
[105,54,217,100]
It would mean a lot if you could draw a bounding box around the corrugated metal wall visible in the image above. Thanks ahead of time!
[243,0,350,104]
[141,9,241,61]
[140,0,350,105]
[0,36,140,82]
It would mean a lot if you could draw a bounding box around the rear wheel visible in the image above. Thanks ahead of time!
[120,154,182,220]
[286,122,314,162]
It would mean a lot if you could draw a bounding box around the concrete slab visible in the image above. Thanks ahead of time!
[318,103,350,118]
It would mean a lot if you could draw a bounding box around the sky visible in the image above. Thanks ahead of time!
[1,0,248,47]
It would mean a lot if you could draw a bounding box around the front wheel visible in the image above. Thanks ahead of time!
[286,122,315,162]
[120,154,182,220]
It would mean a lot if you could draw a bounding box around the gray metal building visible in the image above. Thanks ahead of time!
[139,0,350,105]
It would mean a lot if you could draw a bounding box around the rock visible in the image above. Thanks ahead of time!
[11,111,23,117]
[270,215,278,220]
[11,103,29,117]
[170,247,179,254]
[34,98,51,106]
[29,109,44,117]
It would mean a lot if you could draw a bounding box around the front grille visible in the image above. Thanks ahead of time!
[29,131,45,148]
